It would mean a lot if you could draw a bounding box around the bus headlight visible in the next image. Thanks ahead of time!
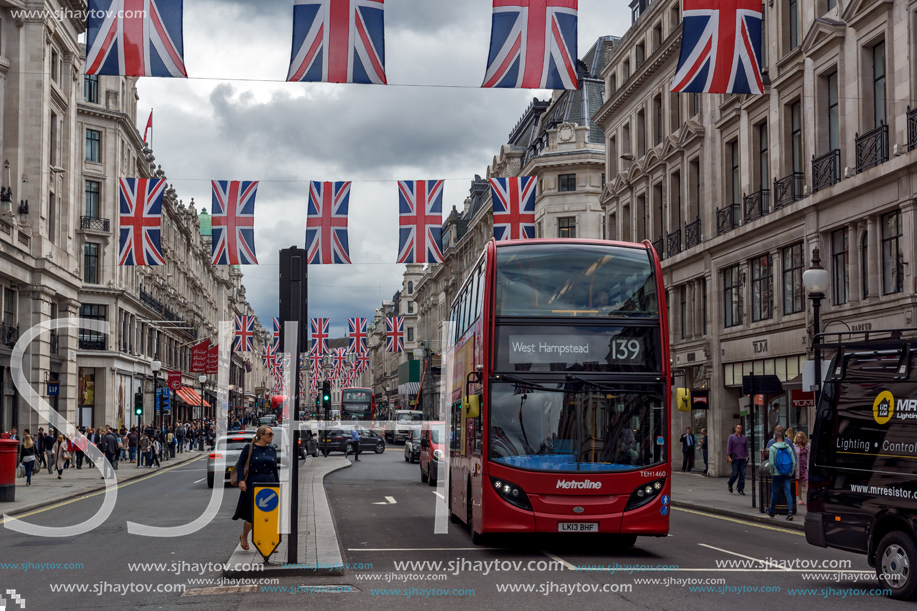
[490,477,532,511]
[625,478,666,511]
[433,449,445,460]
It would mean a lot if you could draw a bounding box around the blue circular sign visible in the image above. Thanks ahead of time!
[661,494,670,506]
[660,506,669,516]
[255,488,279,513]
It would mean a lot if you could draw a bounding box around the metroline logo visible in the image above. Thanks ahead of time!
[556,479,602,490]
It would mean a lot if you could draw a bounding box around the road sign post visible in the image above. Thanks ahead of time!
[252,483,282,561]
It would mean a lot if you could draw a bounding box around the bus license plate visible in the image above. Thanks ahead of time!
[558,522,598,533]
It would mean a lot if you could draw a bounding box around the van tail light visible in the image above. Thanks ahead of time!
[208,453,222,460]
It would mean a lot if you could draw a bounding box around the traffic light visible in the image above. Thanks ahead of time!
[322,380,332,412]
[134,392,143,417]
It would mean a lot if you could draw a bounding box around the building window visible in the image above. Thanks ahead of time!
[84,74,99,104]
[692,92,700,117]
[51,49,59,82]
[408,281,413,294]
[882,210,903,295]
[729,140,740,205]
[654,96,663,145]
[85,180,101,218]
[861,231,869,299]
[750,254,773,322]
[408,300,414,314]
[782,243,804,314]
[790,101,803,174]
[827,71,839,151]
[724,265,742,328]
[558,174,576,192]
[407,327,414,342]
[760,3,767,69]
[3,288,14,325]
[702,279,707,335]
[86,129,101,162]
[50,113,58,166]
[48,191,57,245]
[636,42,645,68]
[679,285,687,340]
[558,217,576,238]
[79,304,107,351]
[610,74,617,94]
[832,228,849,305]
[873,42,887,128]
[84,243,100,284]
[788,0,799,51]
[758,122,769,190]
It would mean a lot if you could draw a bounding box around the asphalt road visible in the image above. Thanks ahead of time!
[0,445,912,610]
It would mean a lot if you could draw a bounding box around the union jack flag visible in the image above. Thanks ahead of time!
[397,180,444,264]
[211,181,259,265]
[306,182,352,264]
[311,318,330,353]
[287,0,386,84]
[348,318,367,353]
[273,317,281,348]
[234,315,255,352]
[353,351,369,372]
[385,317,404,353]
[671,0,763,95]
[490,177,536,240]
[119,178,166,266]
[332,347,347,373]
[86,0,188,77]
[483,0,578,90]
[261,343,276,368]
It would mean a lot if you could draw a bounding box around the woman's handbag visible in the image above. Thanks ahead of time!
[229,444,252,487]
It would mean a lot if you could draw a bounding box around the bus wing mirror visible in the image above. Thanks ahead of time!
[465,395,481,419]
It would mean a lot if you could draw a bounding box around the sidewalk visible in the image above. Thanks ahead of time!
[671,471,806,531]
[223,455,351,579]
[0,450,206,518]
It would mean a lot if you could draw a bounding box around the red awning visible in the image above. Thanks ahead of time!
[176,386,211,408]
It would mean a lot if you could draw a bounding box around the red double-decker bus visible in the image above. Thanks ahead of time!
[341,387,375,421]
[446,239,671,545]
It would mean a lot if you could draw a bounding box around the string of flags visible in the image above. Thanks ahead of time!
[118,176,538,266]
[86,0,762,96]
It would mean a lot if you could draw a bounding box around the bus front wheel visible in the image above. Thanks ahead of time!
[877,531,917,600]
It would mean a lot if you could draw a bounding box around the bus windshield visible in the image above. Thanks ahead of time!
[489,384,665,472]
[397,412,423,422]
[495,244,658,318]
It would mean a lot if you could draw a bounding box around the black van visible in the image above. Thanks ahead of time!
[806,329,917,600]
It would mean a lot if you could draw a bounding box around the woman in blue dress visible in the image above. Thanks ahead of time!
[232,425,279,550]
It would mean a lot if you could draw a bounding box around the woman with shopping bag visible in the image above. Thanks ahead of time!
[18,433,38,485]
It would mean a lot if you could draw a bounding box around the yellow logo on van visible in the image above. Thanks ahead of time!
[873,391,895,425]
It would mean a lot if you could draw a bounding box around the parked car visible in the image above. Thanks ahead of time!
[404,428,421,463]
[420,421,445,485]
[321,426,386,455]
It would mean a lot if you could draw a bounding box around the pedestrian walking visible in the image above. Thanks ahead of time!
[18,433,38,486]
[35,427,47,471]
[346,428,361,461]
[176,425,185,454]
[52,435,69,479]
[766,426,797,520]
[726,424,748,495]
[679,427,695,472]
[102,428,119,478]
[150,436,161,468]
[701,428,709,476]
[795,431,810,506]
[139,433,152,467]
[232,426,279,551]
[44,430,56,474]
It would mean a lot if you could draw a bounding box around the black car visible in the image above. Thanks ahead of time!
[404,428,421,463]
[322,426,385,455]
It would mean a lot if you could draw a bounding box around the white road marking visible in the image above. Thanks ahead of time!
[193,478,205,483]
[386,496,396,504]
[698,543,790,570]
[541,551,577,571]
[433,491,445,499]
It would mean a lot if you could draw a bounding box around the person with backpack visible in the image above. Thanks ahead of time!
[175,424,185,453]
[766,426,797,520]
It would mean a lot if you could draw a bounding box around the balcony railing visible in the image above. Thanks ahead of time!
[743,189,770,223]
[684,218,702,249]
[1,322,18,348]
[909,106,917,152]
[79,337,106,351]
[667,229,682,258]
[138,285,198,339]
[773,172,805,209]
[812,150,841,193]
[716,204,741,236]
[80,216,111,232]
[855,122,889,174]
[651,238,664,261]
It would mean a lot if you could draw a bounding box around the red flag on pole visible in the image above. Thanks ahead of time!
[143,110,153,143]
[190,339,210,372]
[205,343,219,375]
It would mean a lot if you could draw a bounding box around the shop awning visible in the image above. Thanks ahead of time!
[398,382,420,396]
[175,386,211,408]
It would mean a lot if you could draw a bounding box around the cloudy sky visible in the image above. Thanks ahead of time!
[138,0,631,338]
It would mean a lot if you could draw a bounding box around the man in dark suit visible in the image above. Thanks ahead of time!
[679,427,696,472]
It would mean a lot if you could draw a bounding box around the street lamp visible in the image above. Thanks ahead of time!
[802,248,830,396]
[198,374,207,422]
[151,358,162,430]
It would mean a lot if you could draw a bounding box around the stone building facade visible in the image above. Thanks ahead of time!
[594,0,916,475]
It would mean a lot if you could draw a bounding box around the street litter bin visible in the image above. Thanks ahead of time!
[0,438,20,502]
[758,461,796,515]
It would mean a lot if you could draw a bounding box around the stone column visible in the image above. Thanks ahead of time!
[900,201,915,296]
[867,215,880,298]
